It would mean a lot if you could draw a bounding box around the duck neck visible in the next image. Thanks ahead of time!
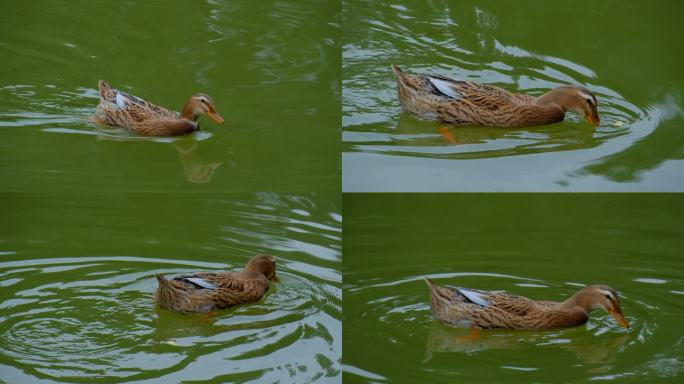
[181,101,200,122]
[555,292,591,326]
[561,291,593,313]
[535,89,570,113]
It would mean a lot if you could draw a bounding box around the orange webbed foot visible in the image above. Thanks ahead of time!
[438,126,458,144]
[199,310,216,323]
[455,328,481,342]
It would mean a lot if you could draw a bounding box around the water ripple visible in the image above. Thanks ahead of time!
[345,271,681,380]
[0,255,339,382]
[342,0,682,191]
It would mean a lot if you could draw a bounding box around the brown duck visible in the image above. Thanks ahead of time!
[155,254,277,314]
[392,64,600,127]
[425,278,629,330]
[93,80,224,136]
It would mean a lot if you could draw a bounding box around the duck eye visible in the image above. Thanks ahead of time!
[604,294,611,300]
[585,98,593,106]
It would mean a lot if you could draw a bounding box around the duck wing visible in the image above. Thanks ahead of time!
[179,277,218,289]
[97,80,178,122]
[457,288,536,316]
[426,76,465,99]
[174,272,240,289]
[177,272,269,308]
[426,75,534,107]
[456,287,493,306]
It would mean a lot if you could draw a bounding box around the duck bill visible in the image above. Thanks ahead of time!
[610,310,629,328]
[207,110,225,124]
[586,114,600,126]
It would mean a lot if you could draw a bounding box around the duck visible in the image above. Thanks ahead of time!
[155,254,278,314]
[391,64,600,127]
[425,278,629,330]
[92,80,224,136]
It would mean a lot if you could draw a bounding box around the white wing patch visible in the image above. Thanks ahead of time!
[185,277,218,289]
[458,288,492,307]
[115,93,127,109]
[428,77,462,99]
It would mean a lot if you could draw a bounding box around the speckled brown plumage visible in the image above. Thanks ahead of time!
[425,278,629,330]
[392,65,600,127]
[93,80,224,136]
[155,254,277,314]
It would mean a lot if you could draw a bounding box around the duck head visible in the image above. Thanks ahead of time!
[181,94,224,124]
[570,285,629,328]
[244,254,278,282]
[537,85,600,126]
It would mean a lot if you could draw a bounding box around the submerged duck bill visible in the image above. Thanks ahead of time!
[610,310,630,328]
[208,110,225,124]
[586,115,600,126]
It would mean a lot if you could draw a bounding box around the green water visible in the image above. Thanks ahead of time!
[1,0,340,192]
[342,0,684,191]
[0,192,341,382]
[3,0,684,383]
[343,194,684,383]
[1,0,341,382]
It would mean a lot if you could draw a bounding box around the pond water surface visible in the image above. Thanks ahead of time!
[1,0,340,193]
[342,0,684,191]
[343,194,684,383]
[2,1,341,382]
[1,193,341,383]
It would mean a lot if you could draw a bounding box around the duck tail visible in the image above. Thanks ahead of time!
[425,277,455,307]
[425,277,441,299]
[98,80,114,101]
[155,272,171,291]
[154,273,180,310]
[391,64,409,86]
[424,277,438,292]
[156,272,167,283]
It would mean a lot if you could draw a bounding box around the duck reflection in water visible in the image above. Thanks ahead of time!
[93,134,223,183]
[171,139,222,183]
[423,320,629,365]
[391,113,597,155]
